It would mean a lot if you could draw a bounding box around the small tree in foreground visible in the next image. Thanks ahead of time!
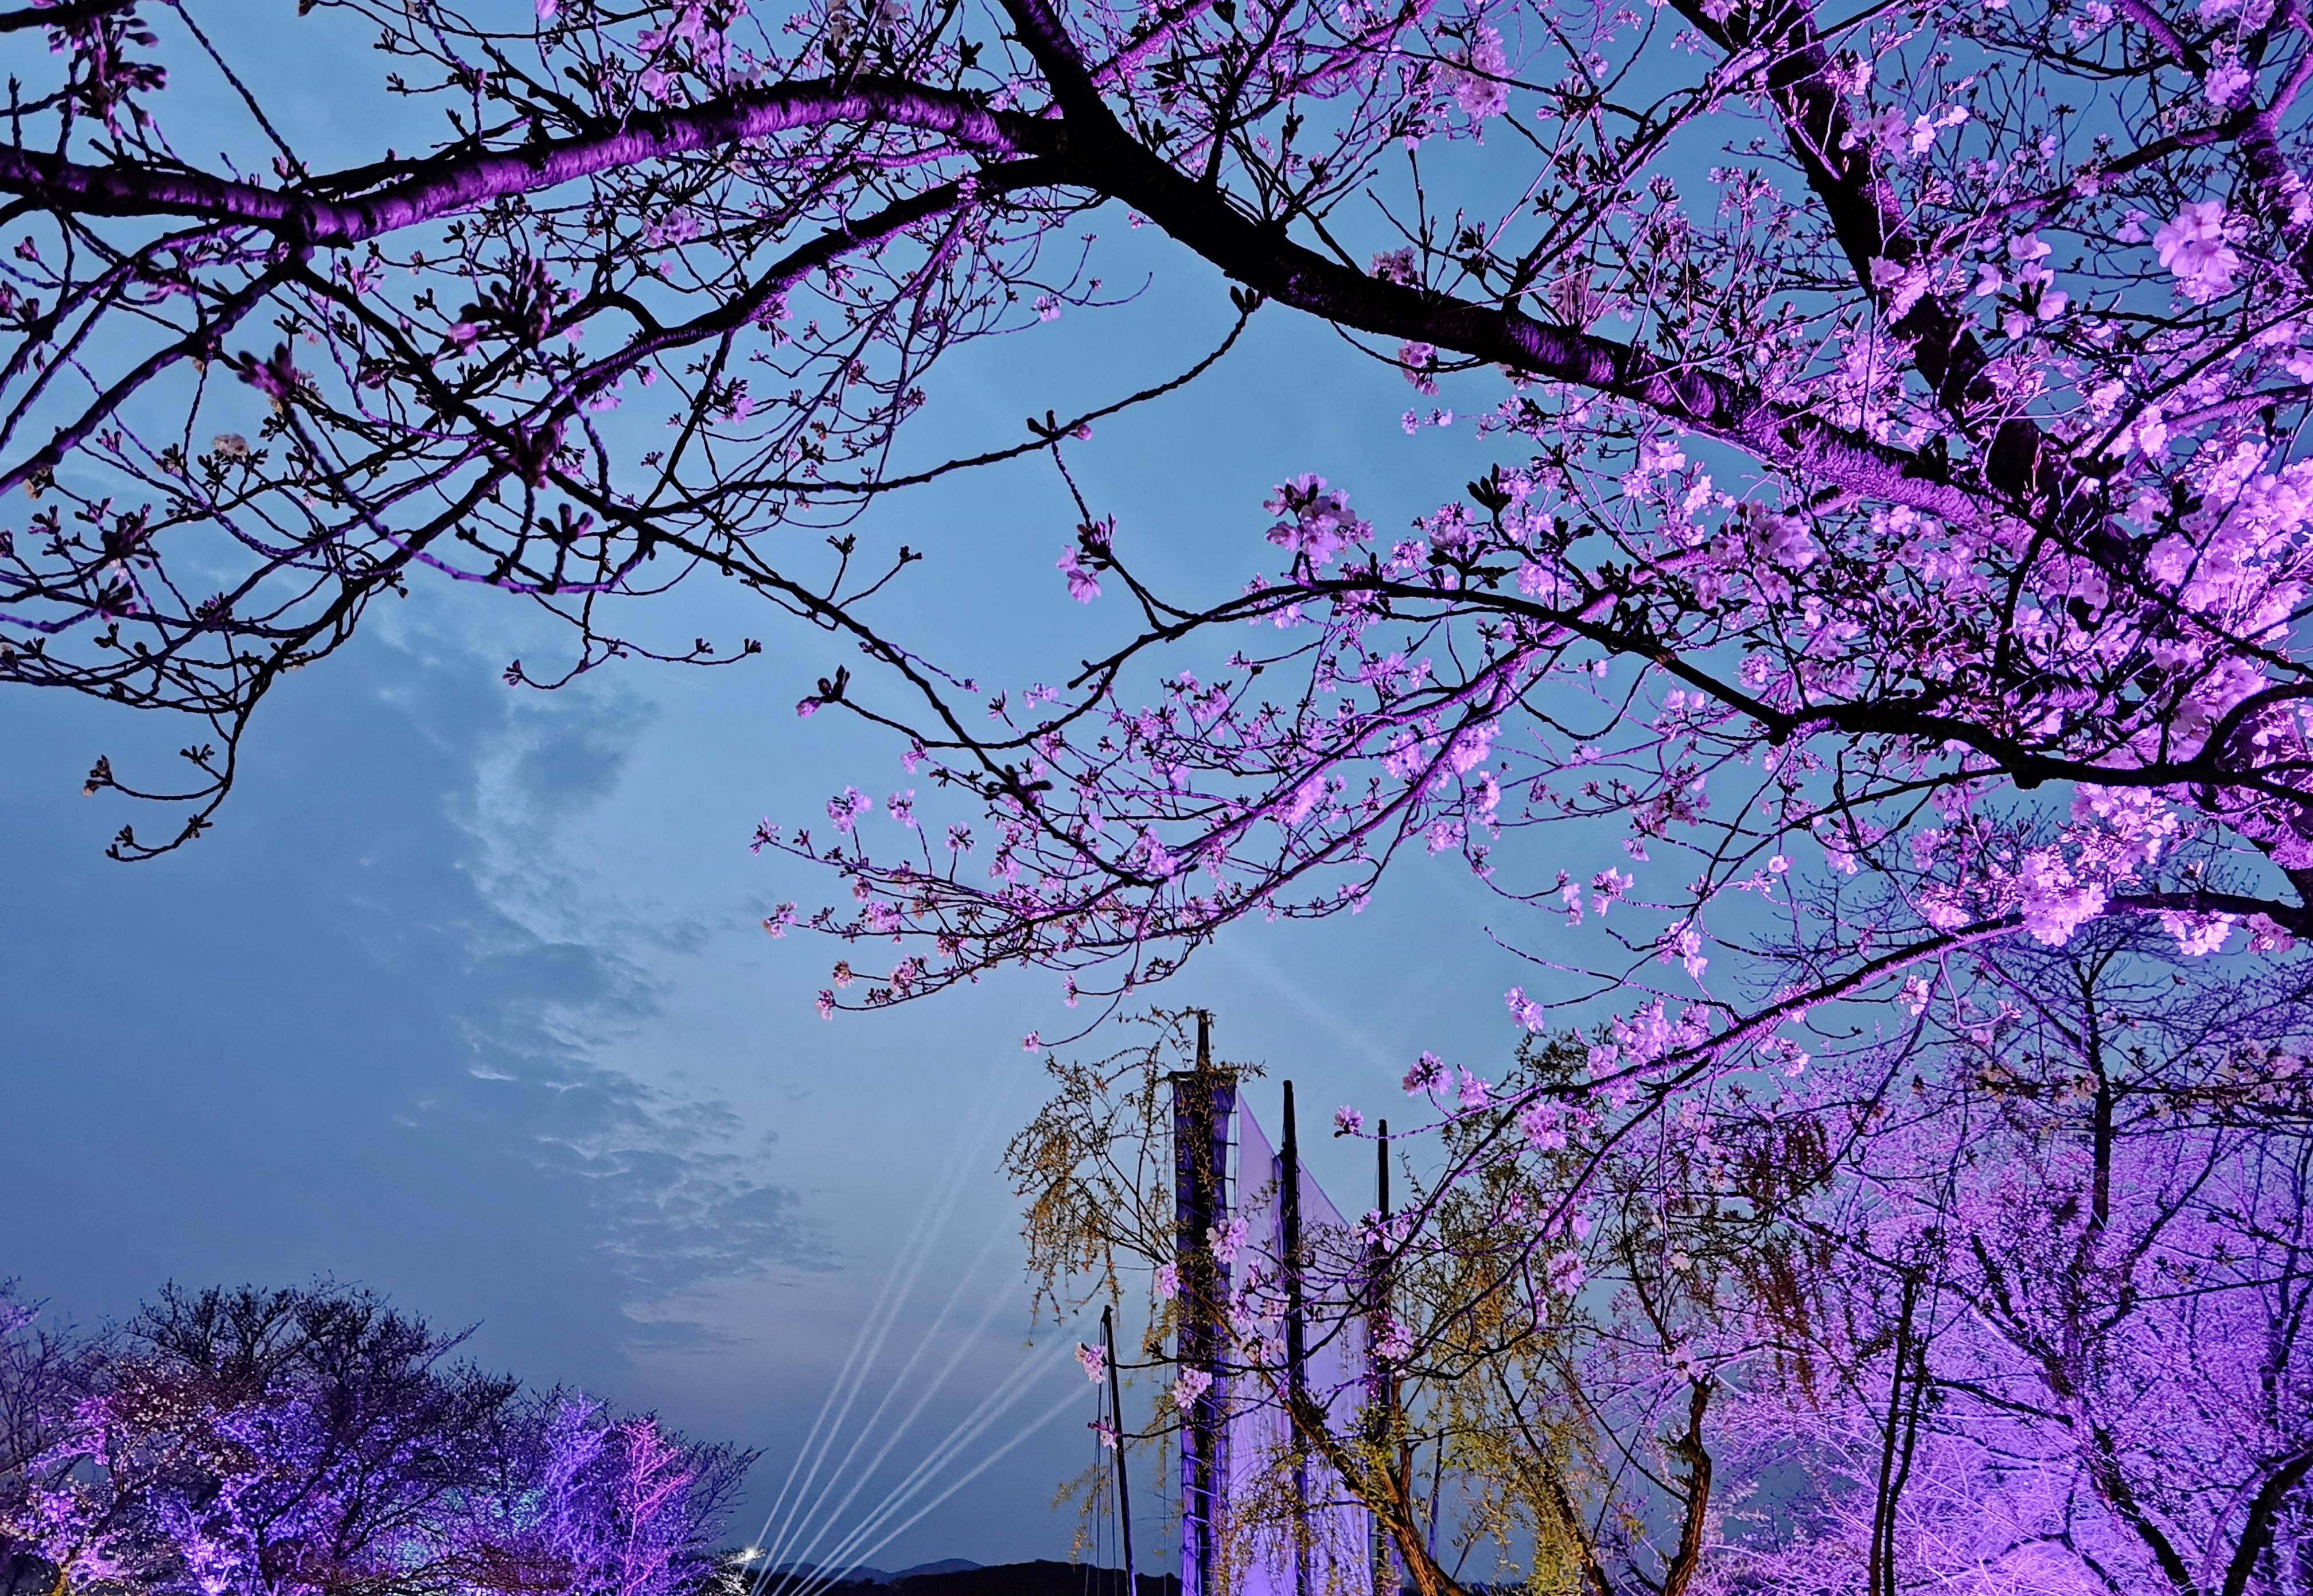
[0,1282,751,1596]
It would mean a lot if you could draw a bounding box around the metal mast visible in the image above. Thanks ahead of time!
[1170,1013,1235,1596]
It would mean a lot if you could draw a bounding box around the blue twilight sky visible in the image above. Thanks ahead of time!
[0,0,1695,1571]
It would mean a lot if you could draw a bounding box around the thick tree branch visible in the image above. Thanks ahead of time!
[2219,1438,2313,1596]
[1668,0,2105,533]
[0,0,135,32]
[986,0,1997,524]
[1085,146,1996,527]
[0,77,1052,243]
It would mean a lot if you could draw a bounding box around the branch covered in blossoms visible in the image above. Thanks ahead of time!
[12,0,2304,885]
[495,0,2308,1105]
[12,0,2313,1159]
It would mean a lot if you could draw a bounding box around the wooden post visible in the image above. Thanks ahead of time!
[1103,1303,1137,1596]
[1170,1013,1235,1596]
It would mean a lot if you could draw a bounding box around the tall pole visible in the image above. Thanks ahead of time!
[1376,1118,1389,1216]
[1170,1011,1235,1596]
[1373,1119,1397,1596]
[1415,1118,1439,1565]
[1280,1081,1308,1596]
[1103,1303,1137,1596]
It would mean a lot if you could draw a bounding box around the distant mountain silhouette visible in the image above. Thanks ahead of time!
[758,1560,1178,1596]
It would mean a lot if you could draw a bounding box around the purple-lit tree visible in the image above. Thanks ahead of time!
[0,1283,750,1596]
[1696,922,2313,1595]
[490,1397,749,1596]
[0,1284,106,1596]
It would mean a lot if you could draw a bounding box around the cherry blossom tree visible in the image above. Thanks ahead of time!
[1699,924,2313,1595]
[0,1282,751,1596]
[626,0,2313,1073]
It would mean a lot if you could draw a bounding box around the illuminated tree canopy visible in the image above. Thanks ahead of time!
[0,1282,750,1596]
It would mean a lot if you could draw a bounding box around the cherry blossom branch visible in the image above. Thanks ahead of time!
[0,77,1050,243]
